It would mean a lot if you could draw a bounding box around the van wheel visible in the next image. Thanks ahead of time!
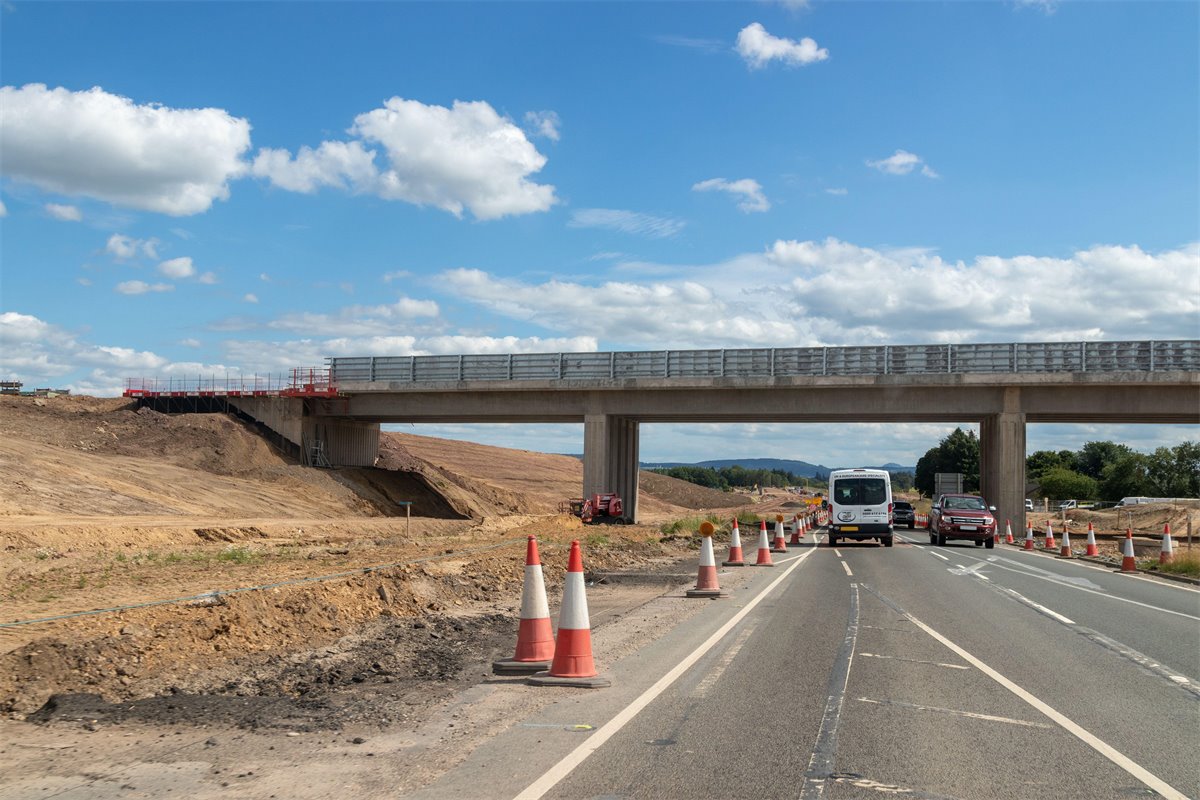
[883,536,893,547]
[829,535,837,547]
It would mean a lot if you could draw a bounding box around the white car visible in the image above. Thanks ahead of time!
[1024,499,1034,511]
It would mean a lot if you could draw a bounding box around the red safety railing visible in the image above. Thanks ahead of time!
[123,368,337,398]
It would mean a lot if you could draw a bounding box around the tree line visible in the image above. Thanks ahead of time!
[914,428,1199,501]
[649,465,914,493]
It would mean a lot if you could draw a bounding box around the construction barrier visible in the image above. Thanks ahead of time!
[687,521,726,598]
[723,518,745,566]
[754,521,774,567]
[528,540,610,688]
[493,536,554,674]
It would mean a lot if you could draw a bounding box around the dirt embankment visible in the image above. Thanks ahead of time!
[0,394,756,724]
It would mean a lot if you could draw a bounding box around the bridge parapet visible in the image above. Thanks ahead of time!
[329,340,1199,385]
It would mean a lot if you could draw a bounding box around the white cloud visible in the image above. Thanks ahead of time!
[265,297,442,337]
[105,233,158,260]
[382,270,413,283]
[0,84,251,215]
[243,293,259,304]
[197,271,218,284]
[736,23,828,69]
[116,280,174,295]
[1015,0,1058,14]
[252,96,557,220]
[180,338,201,347]
[826,187,848,196]
[0,199,7,217]
[866,149,939,178]
[158,256,195,279]
[77,277,93,286]
[692,177,770,213]
[652,35,726,54]
[568,208,686,238]
[523,110,561,142]
[45,203,82,221]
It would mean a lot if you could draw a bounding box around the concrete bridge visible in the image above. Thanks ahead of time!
[131,341,1200,532]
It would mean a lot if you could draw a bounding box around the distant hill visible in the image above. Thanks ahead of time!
[640,458,915,477]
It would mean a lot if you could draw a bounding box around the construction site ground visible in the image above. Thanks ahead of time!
[1,395,1195,798]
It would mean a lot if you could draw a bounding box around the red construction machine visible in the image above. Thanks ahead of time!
[562,492,625,523]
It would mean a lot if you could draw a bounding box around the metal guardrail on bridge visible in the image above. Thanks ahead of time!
[328,340,1200,384]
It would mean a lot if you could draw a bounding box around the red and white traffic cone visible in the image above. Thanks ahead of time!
[1044,521,1057,551]
[789,516,802,546]
[528,540,610,688]
[723,518,745,566]
[1004,520,1015,545]
[1024,521,1034,551]
[1059,522,1072,558]
[1119,528,1137,572]
[494,536,555,674]
[1085,522,1099,557]
[754,520,774,566]
[1160,523,1174,564]
[771,516,788,553]
[687,522,726,598]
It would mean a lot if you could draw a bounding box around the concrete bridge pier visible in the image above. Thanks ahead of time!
[583,414,640,523]
[980,405,1027,536]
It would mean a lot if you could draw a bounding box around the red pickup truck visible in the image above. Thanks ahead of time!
[928,494,997,548]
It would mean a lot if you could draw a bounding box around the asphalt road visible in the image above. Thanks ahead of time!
[417,531,1200,800]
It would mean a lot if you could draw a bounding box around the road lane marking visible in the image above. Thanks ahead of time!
[833,548,843,557]
[855,697,1053,729]
[841,561,853,576]
[858,583,1190,800]
[690,624,756,698]
[929,551,950,562]
[954,553,1200,621]
[514,545,815,800]
[859,652,969,670]
[800,583,860,799]
[828,774,959,798]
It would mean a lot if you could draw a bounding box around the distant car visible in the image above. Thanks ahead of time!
[893,500,916,529]
[1025,499,1034,511]
[928,493,997,548]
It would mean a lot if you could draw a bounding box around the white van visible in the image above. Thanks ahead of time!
[828,468,893,547]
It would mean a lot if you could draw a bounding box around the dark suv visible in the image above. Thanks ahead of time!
[892,500,915,529]
[928,493,997,547]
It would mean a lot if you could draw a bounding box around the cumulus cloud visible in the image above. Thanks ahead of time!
[693,177,770,212]
[825,187,848,196]
[116,280,174,295]
[45,203,82,221]
[866,149,939,178]
[243,293,259,304]
[736,23,828,69]
[198,271,218,285]
[0,84,251,215]
[0,199,7,217]
[523,110,561,142]
[568,208,686,238]
[106,233,158,260]
[252,96,557,220]
[158,256,195,279]
[265,297,442,337]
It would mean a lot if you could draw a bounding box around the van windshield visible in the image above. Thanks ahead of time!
[833,478,888,506]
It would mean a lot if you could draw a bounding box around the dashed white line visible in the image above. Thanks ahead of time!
[859,652,969,670]
[691,625,756,698]
[929,551,950,562]
[841,561,853,576]
[856,697,1054,729]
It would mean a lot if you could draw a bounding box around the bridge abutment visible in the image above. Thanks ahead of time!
[980,402,1027,535]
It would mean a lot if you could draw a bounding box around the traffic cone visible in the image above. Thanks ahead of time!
[1160,523,1174,564]
[1059,522,1072,558]
[1004,520,1015,545]
[771,516,788,553]
[1119,529,1137,572]
[1085,522,1099,557]
[494,536,555,674]
[754,520,774,566]
[723,518,745,566]
[527,541,611,688]
[1044,521,1057,551]
[788,516,802,546]
[1024,521,1034,551]
[687,522,726,598]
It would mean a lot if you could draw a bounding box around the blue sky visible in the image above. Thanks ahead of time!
[1,1,1197,468]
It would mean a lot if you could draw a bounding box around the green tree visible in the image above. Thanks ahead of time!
[1075,441,1134,480]
[914,427,980,496]
[1098,452,1153,500]
[1027,450,1067,479]
[1037,467,1098,502]
[1146,443,1200,497]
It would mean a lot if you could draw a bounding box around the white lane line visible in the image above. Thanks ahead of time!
[1021,597,1076,625]
[903,608,1189,800]
[855,697,1054,729]
[957,552,1200,621]
[841,561,853,576]
[833,548,843,557]
[859,652,969,670]
[929,551,950,562]
[691,624,756,698]
[515,545,815,800]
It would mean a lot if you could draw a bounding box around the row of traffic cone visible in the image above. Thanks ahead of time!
[1014,518,1176,570]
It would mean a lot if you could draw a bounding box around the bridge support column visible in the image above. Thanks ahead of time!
[583,415,640,523]
[980,403,1026,536]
